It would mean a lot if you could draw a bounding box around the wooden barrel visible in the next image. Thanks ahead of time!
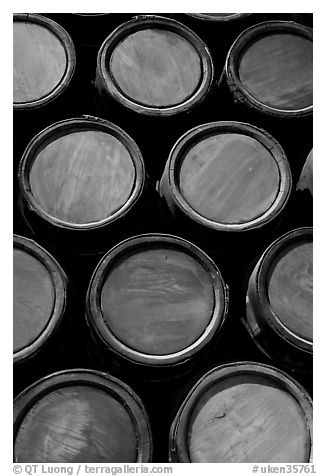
[219,21,313,138]
[14,235,69,370]
[169,361,313,462]
[159,121,292,257]
[244,228,313,374]
[86,233,229,378]
[297,149,313,196]
[95,15,214,138]
[13,14,77,157]
[13,13,75,112]
[13,369,152,462]
[17,116,147,254]
[280,149,313,229]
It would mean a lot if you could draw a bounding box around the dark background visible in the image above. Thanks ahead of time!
[13,13,313,462]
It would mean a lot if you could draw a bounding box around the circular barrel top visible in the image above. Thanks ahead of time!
[14,370,152,463]
[226,22,313,116]
[87,234,227,365]
[13,235,66,363]
[110,29,202,107]
[189,373,310,462]
[19,118,144,228]
[267,239,313,343]
[13,14,75,109]
[168,122,291,231]
[15,386,137,462]
[97,16,213,115]
[239,34,312,110]
[171,363,312,463]
[180,133,279,224]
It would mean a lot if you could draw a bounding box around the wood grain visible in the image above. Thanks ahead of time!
[109,29,202,107]
[13,21,67,104]
[14,385,137,463]
[188,374,310,463]
[13,249,54,353]
[239,33,313,110]
[101,247,217,355]
[29,130,135,225]
[268,242,313,341]
[179,133,280,223]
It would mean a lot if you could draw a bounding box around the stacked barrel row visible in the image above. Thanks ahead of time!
[13,13,313,463]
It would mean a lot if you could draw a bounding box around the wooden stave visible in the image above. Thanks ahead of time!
[282,149,313,230]
[297,149,313,196]
[158,121,292,257]
[13,369,153,463]
[244,228,313,374]
[222,21,313,120]
[95,15,214,118]
[17,116,149,254]
[13,235,69,366]
[13,13,76,111]
[169,361,313,463]
[85,233,229,374]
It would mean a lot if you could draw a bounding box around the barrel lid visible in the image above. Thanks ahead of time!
[87,233,228,366]
[18,117,145,230]
[13,235,67,365]
[225,21,313,117]
[256,228,313,353]
[166,121,291,232]
[97,15,213,116]
[13,369,152,463]
[170,362,312,463]
[13,13,76,110]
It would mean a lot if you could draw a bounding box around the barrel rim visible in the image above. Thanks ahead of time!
[72,13,111,16]
[225,20,313,118]
[13,13,76,111]
[17,116,146,231]
[252,227,313,353]
[86,233,229,366]
[13,368,153,463]
[96,14,214,116]
[164,121,292,232]
[13,234,67,365]
[169,361,313,463]
[186,13,252,22]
